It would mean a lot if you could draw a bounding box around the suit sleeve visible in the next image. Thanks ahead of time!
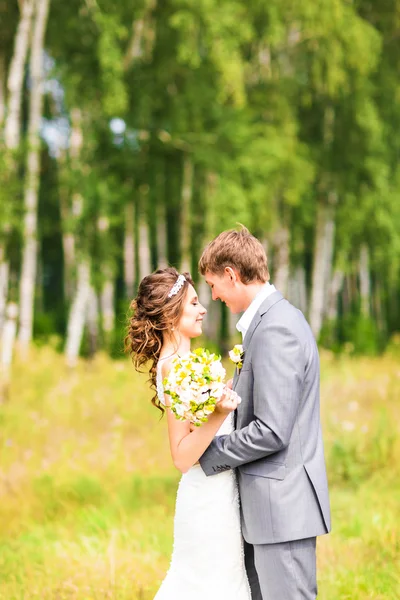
[199,320,305,475]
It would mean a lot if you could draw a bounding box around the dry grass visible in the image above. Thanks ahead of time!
[0,346,399,598]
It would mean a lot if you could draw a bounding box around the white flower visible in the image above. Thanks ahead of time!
[229,344,244,369]
[174,403,186,417]
[163,348,226,426]
[210,360,226,380]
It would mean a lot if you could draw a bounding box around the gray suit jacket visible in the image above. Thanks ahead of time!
[200,291,331,545]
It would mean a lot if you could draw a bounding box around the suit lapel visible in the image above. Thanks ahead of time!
[232,291,283,393]
[242,290,284,352]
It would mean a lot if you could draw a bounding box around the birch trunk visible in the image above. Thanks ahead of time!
[123,0,157,70]
[86,285,99,358]
[327,267,344,321]
[1,2,35,329]
[61,108,84,301]
[359,244,371,318]
[123,18,145,69]
[157,204,168,268]
[373,277,385,335]
[0,302,18,401]
[309,198,336,339]
[0,246,9,334]
[139,218,151,279]
[272,226,290,296]
[100,268,115,335]
[5,0,35,149]
[0,53,5,127]
[124,201,135,298]
[96,215,115,338]
[65,259,91,367]
[18,0,51,352]
[342,274,351,316]
[287,265,307,314]
[180,155,193,273]
[58,150,75,302]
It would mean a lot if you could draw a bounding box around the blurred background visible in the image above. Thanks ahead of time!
[0,0,399,598]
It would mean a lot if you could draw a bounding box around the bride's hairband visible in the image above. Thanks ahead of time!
[167,274,186,298]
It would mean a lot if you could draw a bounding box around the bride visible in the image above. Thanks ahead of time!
[126,267,251,600]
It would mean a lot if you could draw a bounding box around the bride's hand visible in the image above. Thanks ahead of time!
[214,386,241,416]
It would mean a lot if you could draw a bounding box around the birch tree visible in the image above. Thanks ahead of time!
[124,200,135,298]
[0,0,35,336]
[180,154,193,273]
[309,196,336,339]
[18,0,50,351]
[4,0,35,150]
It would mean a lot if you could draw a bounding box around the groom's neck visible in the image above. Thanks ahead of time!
[239,280,267,312]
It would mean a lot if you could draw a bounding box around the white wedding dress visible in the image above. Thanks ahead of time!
[154,362,251,600]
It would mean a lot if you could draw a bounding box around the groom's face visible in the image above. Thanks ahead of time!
[204,270,244,314]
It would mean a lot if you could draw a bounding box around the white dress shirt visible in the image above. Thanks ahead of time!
[236,282,277,341]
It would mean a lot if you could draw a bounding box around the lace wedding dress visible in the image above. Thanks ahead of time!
[154,362,251,600]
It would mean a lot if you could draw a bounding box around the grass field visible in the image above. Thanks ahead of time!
[0,346,399,599]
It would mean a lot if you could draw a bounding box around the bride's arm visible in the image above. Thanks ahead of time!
[161,360,237,474]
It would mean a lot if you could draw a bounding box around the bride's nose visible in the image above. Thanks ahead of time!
[200,305,207,315]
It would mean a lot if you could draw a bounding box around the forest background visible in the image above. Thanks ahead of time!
[0,0,400,598]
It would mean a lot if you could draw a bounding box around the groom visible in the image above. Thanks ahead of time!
[198,227,331,600]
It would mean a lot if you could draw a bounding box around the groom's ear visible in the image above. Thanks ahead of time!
[225,266,240,284]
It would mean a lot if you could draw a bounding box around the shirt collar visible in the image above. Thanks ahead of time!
[236,282,277,340]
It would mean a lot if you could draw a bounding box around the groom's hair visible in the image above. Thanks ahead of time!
[198,226,270,284]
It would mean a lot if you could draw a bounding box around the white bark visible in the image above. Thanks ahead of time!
[86,285,99,357]
[65,260,91,367]
[123,18,145,69]
[58,109,83,302]
[100,269,115,334]
[327,267,344,321]
[0,53,5,127]
[287,265,307,314]
[70,108,83,159]
[123,0,157,70]
[5,0,35,149]
[18,0,51,351]
[156,210,167,268]
[181,155,193,273]
[0,302,18,399]
[124,201,135,298]
[359,244,370,318]
[96,215,115,336]
[309,198,336,339]
[139,219,151,279]
[0,247,9,334]
[272,226,290,296]
[58,151,75,302]
[373,278,385,334]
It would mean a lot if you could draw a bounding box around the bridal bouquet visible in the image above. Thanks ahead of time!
[163,348,226,426]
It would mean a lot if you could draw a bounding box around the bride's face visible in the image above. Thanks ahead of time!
[177,284,207,338]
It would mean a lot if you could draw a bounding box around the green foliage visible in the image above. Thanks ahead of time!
[342,315,380,356]
[2,0,400,353]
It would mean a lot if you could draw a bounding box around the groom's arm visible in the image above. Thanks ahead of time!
[199,320,305,475]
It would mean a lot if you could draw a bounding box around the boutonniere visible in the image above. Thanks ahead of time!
[229,344,244,371]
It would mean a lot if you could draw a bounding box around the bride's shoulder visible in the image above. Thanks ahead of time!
[159,356,175,379]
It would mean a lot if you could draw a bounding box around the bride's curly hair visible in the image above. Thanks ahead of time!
[125,267,194,414]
